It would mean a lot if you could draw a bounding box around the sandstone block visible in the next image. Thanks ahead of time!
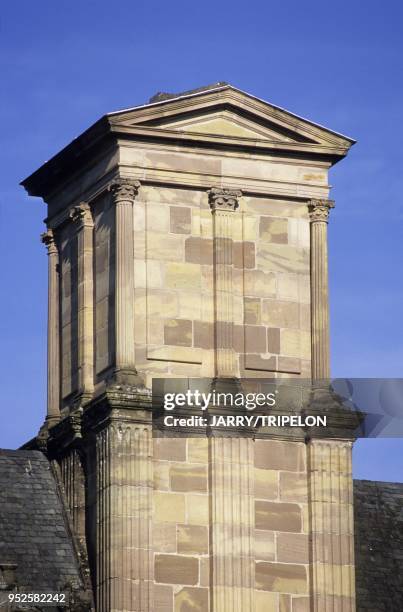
[267,327,280,354]
[262,299,299,329]
[259,217,288,243]
[185,236,213,265]
[244,269,276,298]
[155,554,199,585]
[257,243,309,274]
[154,522,177,553]
[154,492,186,524]
[254,440,306,472]
[174,587,208,611]
[187,437,208,463]
[154,438,187,461]
[166,262,200,290]
[233,241,255,269]
[147,232,183,261]
[164,319,193,347]
[171,465,208,493]
[245,325,267,353]
[256,561,308,594]
[277,533,309,564]
[170,206,191,234]
[177,524,208,554]
[155,584,173,612]
[186,494,209,525]
[244,298,261,325]
[255,500,302,532]
[256,590,278,611]
[280,472,308,503]
[255,529,275,561]
[193,321,214,349]
[254,468,278,500]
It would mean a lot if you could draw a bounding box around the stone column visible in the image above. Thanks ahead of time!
[209,188,241,379]
[70,202,94,401]
[209,436,255,611]
[41,229,60,424]
[308,439,356,611]
[109,179,141,383]
[96,418,153,612]
[308,199,334,382]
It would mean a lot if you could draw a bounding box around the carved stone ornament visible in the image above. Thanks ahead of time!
[308,199,335,223]
[208,187,242,212]
[41,228,57,254]
[69,201,92,225]
[108,179,141,204]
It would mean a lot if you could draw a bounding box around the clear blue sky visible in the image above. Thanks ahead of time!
[1,1,402,480]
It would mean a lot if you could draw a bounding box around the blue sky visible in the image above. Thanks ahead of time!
[1,1,402,479]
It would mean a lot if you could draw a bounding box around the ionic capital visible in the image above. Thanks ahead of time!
[109,179,140,205]
[208,187,242,212]
[308,199,335,223]
[69,201,93,226]
[41,229,57,255]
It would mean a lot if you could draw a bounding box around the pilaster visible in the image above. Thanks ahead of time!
[308,199,334,382]
[209,188,242,379]
[308,439,356,611]
[41,229,60,424]
[109,179,142,384]
[96,416,153,612]
[209,435,255,612]
[70,202,94,401]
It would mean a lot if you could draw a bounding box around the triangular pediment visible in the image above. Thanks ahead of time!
[108,85,355,152]
[145,110,293,142]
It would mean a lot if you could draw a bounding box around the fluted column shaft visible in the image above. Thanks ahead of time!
[41,229,60,423]
[209,437,255,611]
[96,421,153,612]
[309,199,334,381]
[209,188,241,379]
[308,439,356,611]
[70,202,94,400]
[110,180,140,380]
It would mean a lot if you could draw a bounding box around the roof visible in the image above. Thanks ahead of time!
[354,479,403,611]
[21,82,355,199]
[0,449,89,598]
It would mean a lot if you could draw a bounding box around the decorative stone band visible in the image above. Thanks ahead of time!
[308,199,335,223]
[41,228,60,423]
[208,187,242,212]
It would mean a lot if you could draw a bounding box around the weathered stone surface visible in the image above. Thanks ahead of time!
[177,524,208,554]
[170,464,208,493]
[256,561,308,594]
[255,530,275,561]
[154,491,186,523]
[280,471,308,503]
[245,325,267,353]
[255,500,302,532]
[254,440,306,472]
[259,217,288,243]
[174,586,208,611]
[155,554,199,585]
[170,206,191,234]
[186,494,209,525]
[154,438,187,461]
[277,533,309,564]
[244,297,261,325]
[267,327,280,354]
[164,318,193,346]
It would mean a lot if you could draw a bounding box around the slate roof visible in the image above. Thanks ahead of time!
[0,449,86,595]
[354,479,403,611]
